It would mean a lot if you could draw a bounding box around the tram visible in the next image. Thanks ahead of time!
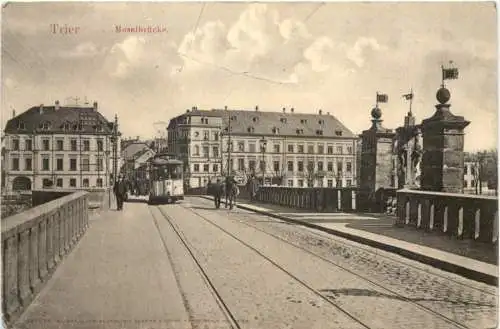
[148,156,184,204]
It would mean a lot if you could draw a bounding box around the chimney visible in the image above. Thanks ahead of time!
[327,111,330,115]
[55,100,60,110]
[93,101,98,111]
[186,109,190,113]
[282,107,286,113]
[192,106,196,111]
[255,105,259,111]
[136,136,139,140]
[290,108,294,113]
[12,109,15,118]
[319,109,322,115]
[225,105,228,110]
[39,104,44,114]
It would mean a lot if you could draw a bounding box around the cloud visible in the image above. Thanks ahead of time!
[58,42,103,58]
[4,77,17,89]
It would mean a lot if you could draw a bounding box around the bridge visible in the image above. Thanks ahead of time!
[2,188,498,329]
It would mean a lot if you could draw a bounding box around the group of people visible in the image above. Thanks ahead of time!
[207,175,260,209]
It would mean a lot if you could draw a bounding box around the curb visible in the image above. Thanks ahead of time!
[200,195,498,286]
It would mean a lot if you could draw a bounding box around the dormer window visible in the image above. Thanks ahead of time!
[17,121,26,130]
[280,118,287,124]
[335,130,343,136]
[272,127,280,134]
[252,117,259,123]
[94,124,103,132]
[230,115,237,121]
[300,119,308,124]
[39,121,51,130]
[247,127,255,133]
[318,119,324,125]
[62,122,71,131]
[316,129,323,136]
[296,128,304,135]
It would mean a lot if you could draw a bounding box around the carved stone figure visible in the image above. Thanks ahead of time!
[411,130,423,186]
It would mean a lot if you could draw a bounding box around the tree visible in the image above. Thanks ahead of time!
[466,149,498,195]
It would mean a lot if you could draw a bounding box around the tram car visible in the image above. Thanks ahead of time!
[148,156,184,204]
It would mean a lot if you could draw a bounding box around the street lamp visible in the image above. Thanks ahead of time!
[259,138,267,184]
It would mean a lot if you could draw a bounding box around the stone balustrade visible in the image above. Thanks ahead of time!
[2,191,89,324]
[396,189,499,244]
[256,186,358,212]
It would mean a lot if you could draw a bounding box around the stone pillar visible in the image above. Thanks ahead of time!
[421,87,470,193]
[359,107,396,211]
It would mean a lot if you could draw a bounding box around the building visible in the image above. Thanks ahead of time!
[3,101,121,191]
[120,140,155,185]
[168,106,358,188]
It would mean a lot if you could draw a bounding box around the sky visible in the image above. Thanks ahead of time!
[1,2,497,151]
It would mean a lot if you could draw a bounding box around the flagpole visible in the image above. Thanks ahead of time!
[409,88,413,114]
[441,65,445,88]
[376,92,379,108]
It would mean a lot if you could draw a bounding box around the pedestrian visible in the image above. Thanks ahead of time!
[113,175,128,211]
[248,175,259,202]
[224,175,237,209]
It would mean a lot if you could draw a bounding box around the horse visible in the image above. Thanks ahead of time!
[223,182,239,209]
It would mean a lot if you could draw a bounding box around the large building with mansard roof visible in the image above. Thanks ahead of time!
[3,101,121,191]
[168,106,358,189]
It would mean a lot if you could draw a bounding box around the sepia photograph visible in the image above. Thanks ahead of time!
[1,2,498,329]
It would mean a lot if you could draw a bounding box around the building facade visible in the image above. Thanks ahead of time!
[168,107,358,188]
[3,101,121,191]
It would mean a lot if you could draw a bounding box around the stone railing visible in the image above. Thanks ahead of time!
[396,189,499,244]
[255,186,358,212]
[2,191,89,324]
[32,187,114,211]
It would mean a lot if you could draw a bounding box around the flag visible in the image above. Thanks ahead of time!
[402,93,413,100]
[442,67,459,80]
[377,93,388,103]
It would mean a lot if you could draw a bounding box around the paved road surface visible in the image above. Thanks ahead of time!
[15,196,498,329]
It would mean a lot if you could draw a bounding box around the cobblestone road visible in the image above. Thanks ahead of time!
[155,197,498,329]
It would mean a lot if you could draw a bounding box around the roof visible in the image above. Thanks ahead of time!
[167,107,356,139]
[211,108,356,139]
[4,105,117,135]
[121,142,151,160]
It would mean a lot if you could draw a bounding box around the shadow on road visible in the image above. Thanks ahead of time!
[125,198,148,204]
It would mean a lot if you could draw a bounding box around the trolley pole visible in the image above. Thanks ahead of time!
[113,114,118,185]
[226,106,231,177]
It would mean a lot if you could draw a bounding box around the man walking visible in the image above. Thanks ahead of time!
[224,175,237,209]
[213,178,223,209]
[113,175,128,211]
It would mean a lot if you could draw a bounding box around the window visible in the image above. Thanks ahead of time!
[288,144,294,153]
[337,161,343,173]
[346,162,352,173]
[260,160,266,171]
[327,146,333,154]
[11,158,19,171]
[25,139,32,151]
[83,140,90,151]
[97,139,103,151]
[318,161,324,171]
[346,179,352,187]
[247,127,255,133]
[335,130,343,136]
[249,143,256,153]
[318,145,324,154]
[238,158,245,171]
[82,178,89,187]
[42,158,50,171]
[81,158,90,171]
[97,178,103,187]
[318,180,323,187]
[280,118,287,124]
[70,178,76,187]
[203,164,209,172]
[471,180,475,188]
[308,145,314,154]
[298,145,304,153]
[56,179,63,187]
[56,158,64,171]
[273,144,280,153]
[273,161,280,172]
[214,132,219,141]
[307,161,314,172]
[203,146,209,157]
[212,164,218,173]
[464,166,468,174]
[70,158,77,171]
[347,146,353,154]
[249,160,256,171]
[298,179,304,187]
[12,139,19,151]
[212,147,219,157]
[194,131,199,138]
[316,130,323,136]
[327,179,333,187]
[43,179,52,188]
[336,146,343,154]
[298,161,304,172]
[203,131,209,140]
[238,142,245,152]
[193,164,200,172]
[272,127,280,134]
[97,158,103,171]
[71,140,77,151]
[43,139,50,151]
[56,140,64,151]
[287,161,294,172]
[193,145,199,155]
[25,158,32,171]
[327,162,333,171]
[287,180,293,187]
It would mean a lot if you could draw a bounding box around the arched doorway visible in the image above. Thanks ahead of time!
[12,176,31,191]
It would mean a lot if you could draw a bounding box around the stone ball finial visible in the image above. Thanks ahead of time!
[371,107,382,119]
[436,87,451,104]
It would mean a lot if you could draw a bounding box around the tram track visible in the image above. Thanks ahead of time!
[178,201,492,329]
